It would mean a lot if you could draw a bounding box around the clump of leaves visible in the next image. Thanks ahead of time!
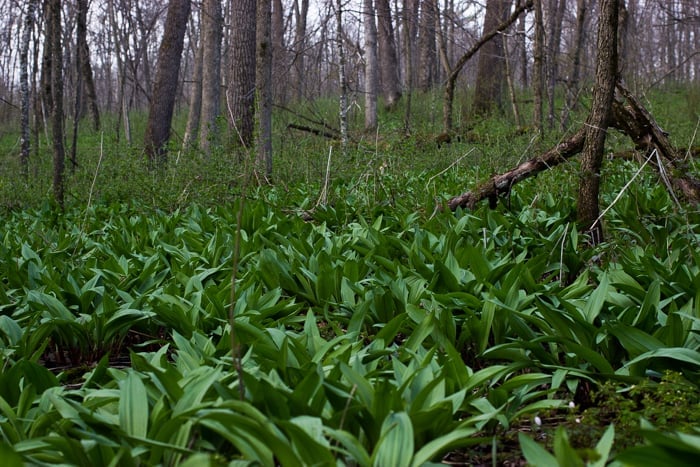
[564,371,700,451]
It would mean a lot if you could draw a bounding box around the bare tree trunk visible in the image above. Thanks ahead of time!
[48,0,65,208]
[502,33,522,128]
[256,0,273,177]
[471,0,512,118]
[546,0,565,129]
[376,0,402,109]
[402,0,415,132]
[41,1,53,124]
[271,0,286,103]
[144,0,191,164]
[364,0,378,131]
[108,0,130,143]
[291,0,309,101]
[336,0,349,154]
[560,0,587,130]
[517,12,527,87]
[532,0,545,133]
[77,0,99,131]
[20,0,37,177]
[577,0,619,245]
[417,0,437,92]
[441,1,531,133]
[199,0,223,154]
[228,0,256,148]
[183,29,202,150]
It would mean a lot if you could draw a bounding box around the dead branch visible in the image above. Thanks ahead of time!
[275,103,340,135]
[287,123,339,140]
[612,82,700,202]
[447,128,585,210]
[447,83,700,211]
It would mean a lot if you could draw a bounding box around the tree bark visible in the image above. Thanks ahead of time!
[546,0,565,129]
[417,0,437,92]
[271,0,286,103]
[256,0,273,177]
[199,0,223,154]
[336,0,349,154]
[364,0,378,131]
[290,0,309,101]
[144,0,191,164]
[48,0,65,208]
[402,0,415,131]
[577,0,619,244]
[560,0,587,130]
[228,0,256,149]
[471,0,513,118]
[20,0,37,177]
[77,0,100,131]
[183,27,202,150]
[532,0,545,133]
[376,0,402,110]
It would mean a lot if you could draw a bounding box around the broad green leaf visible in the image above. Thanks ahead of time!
[553,426,584,467]
[325,427,371,467]
[583,273,609,324]
[119,370,149,438]
[608,324,664,358]
[371,412,414,467]
[410,427,479,466]
[590,424,615,467]
[519,432,558,467]
[622,347,700,369]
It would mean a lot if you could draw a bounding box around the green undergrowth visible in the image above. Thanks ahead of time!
[0,88,699,464]
[0,168,699,464]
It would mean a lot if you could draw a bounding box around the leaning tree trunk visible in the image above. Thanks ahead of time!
[576,0,619,245]
[144,0,191,165]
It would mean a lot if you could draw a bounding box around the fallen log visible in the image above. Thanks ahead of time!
[447,84,700,211]
[447,128,585,210]
[287,123,339,140]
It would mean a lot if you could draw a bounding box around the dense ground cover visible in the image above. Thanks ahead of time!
[1,89,699,464]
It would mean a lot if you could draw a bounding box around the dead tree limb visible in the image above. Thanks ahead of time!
[447,84,700,211]
[447,128,585,210]
[287,122,339,140]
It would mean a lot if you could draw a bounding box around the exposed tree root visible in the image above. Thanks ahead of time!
[447,83,700,211]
